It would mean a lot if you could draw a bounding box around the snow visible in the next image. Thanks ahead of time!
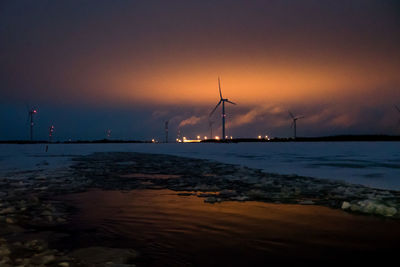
[0,142,399,190]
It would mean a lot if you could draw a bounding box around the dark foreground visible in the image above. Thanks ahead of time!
[59,189,400,266]
[1,152,400,266]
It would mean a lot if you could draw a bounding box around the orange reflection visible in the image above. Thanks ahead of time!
[59,189,400,265]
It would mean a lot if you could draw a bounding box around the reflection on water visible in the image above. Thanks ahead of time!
[59,189,400,266]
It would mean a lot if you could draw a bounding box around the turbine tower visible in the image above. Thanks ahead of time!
[28,108,37,141]
[49,125,55,143]
[209,120,214,139]
[210,77,236,140]
[395,105,400,126]
[106,129,112,139]
[165,120,169,143]
[289,111,304,140]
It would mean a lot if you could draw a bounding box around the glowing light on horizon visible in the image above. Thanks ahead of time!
[183,139,201,143]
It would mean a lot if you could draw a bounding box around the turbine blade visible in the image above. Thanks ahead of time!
[226,100,236,105]
[210,100,222,117]
[288,111,294,119]
[218,76,223,99]
[290,121,294,128]
[296,115,305,120]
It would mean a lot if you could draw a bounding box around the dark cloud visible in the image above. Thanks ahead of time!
[0,1,399,140]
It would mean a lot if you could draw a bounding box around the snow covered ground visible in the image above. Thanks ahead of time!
[0,142,399,190]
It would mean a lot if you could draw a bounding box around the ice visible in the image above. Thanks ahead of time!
[0,142,399,190]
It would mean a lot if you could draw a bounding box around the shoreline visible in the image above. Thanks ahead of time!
[1,152,400,266]
[1,142,399,191]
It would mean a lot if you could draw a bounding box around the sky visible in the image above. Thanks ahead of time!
[0,0,399,141]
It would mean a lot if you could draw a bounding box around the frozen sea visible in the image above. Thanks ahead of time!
[0,142,399,190]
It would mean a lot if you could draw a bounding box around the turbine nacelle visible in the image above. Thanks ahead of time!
[289,111,304,121]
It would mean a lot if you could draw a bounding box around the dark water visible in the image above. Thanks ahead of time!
[58,189,400,266]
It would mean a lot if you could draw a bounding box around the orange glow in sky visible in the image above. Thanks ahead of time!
[1,0,400,139]
[98,56,400,106]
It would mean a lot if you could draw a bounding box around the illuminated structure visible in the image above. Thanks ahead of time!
[28,108,37,141]
[210,77,236,140]
[48,125,55,142]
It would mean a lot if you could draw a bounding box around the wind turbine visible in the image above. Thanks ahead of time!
[208,120,214,139]
[28,107,38,141]
[49,125,55,143]
[289,111,304,140]
[106,129,112,139]
[165,120,169,143]
[210,77,236,140]
[395,105,400,126]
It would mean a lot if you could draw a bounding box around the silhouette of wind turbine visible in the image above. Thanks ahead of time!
[208,120,214,139]
[28,107,38,141]
[210,77,236,140]
[289,111,304,140]
[165,120,169,143]
[395,105,400,126]
[106,129,112,139]
[49,125,55,142]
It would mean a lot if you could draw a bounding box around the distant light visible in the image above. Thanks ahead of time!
[215,136,220,140]
[225,136,228,139]
[49,125,55,138]
[183,139,201,143]
[204,136,208,140]
[197,135,200,140]
[258,135,262,139]
[151,139,155,143]
[230,136,233,139]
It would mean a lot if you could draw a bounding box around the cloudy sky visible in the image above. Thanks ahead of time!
[0,0,399,141]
